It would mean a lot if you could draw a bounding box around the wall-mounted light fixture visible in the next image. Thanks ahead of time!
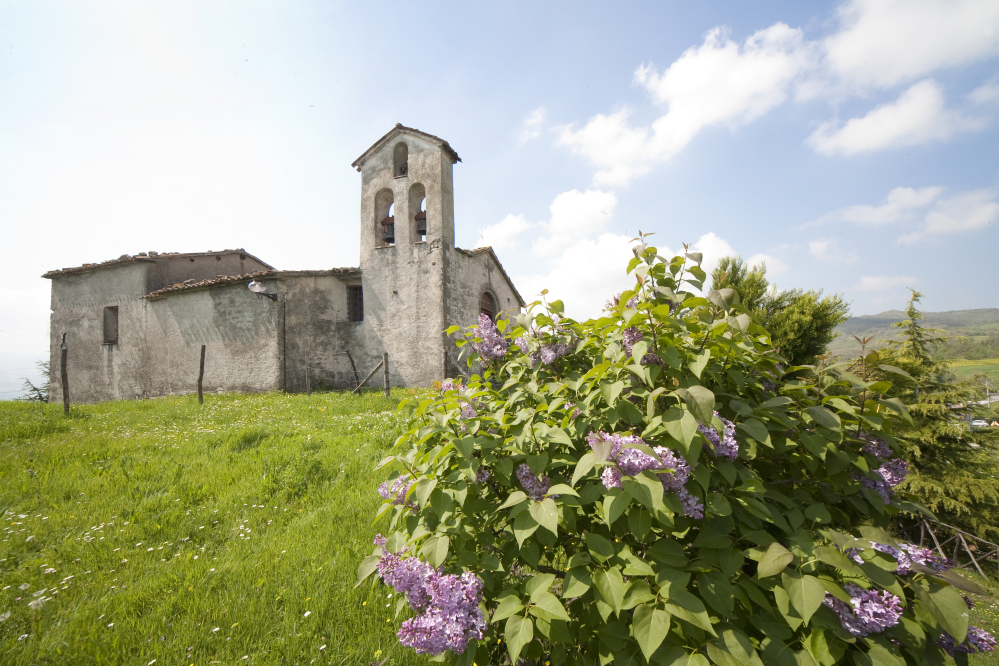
[248,279,277,301]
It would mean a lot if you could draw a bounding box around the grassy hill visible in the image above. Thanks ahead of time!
[0,391,426,666]
[829,307,999,361]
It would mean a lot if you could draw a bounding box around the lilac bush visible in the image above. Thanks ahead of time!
[358,235,988,665]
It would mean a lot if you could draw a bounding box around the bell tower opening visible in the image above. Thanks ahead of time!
[409,183,427,243]
[393,142,408,177]
[375,189,395,246]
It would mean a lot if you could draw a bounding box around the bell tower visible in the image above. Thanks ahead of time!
[350,124,462,385]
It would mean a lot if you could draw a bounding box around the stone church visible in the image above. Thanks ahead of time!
[45,125,524,403]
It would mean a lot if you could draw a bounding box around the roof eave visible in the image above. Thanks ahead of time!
[351,124,461,170]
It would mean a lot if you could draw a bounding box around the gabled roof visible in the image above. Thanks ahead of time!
[42,249,274,278]
[456,246,526,307]
[351,124,461,170]
[142,268,360,299]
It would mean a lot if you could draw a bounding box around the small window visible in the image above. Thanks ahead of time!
[347,285,364,322]
[479,292,495,321]
[103,306,119,344]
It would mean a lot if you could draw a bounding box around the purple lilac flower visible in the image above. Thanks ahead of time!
[586,431,703,518]
[822,584,902,636]
[855,474,893,503]
[564,402,582,418]
[474,467,490,484]
[877,459,909,487]
[964,595,976,609]
[604,292,638,310]
[860,434,892,459]
[847,542,952,575]
[938,626,997,655]
[440,380,461,392]
[696,412,738,459]
[516,463,554,501]
[623,327,643,357]
[540,342,573,365]
[460,402,477,419]
[379,476,416,507]
[374,541,487,656]
[471,313,508,363]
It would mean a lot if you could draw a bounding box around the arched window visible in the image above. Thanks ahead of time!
[375,189,395,246]
[409,183,427,243]
[479,292,495,321]
[394,142,409,177]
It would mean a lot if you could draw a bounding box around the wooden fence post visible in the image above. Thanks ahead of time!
[60,333,69,416]
[345,350,360,388]
[197,345,206,405]
[383,352,390,398]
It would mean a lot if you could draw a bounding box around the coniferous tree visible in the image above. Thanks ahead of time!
[863,291,999,539]
[711,256,849,365]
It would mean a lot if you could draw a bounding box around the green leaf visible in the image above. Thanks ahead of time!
[354,554,381,587]
[601,381,625,407]
[663,590,717,636]
[781,571,826,625]
[415,477,438,507]
[530,591,570,621]
[421,535,449,568]
[806,406,841,430]
[663,408,699,448]
[513,511,539,547]
[926,583,970,643]
[758,396,793,409]
[586,532,615,562]
[854,644,905,666]
[697,571,735,616]
[622,472,668,515]
[631,340,649,364]
[690,349,711,379]
[875,397,913,425]
[504,614,534,664]
[545,483,579,497]
[563,568,592,597]
[757,541,794,578]
[491,594,524,622]
[804,504,832,524]
[571,452,596,487]
[707,288,740,309]
[813,546,863,577]
[546,427,573,446]
[530,498,559,536]
[602,487,631,525]
[526,573,556,599]
[632,603,670,662]
[594,567,627,617]
[676,385,716,425]
[498,491,529,511]
[737,418,770,444]
[706,625,764,666]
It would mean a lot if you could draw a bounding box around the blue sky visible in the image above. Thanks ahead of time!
[1,0,998,396]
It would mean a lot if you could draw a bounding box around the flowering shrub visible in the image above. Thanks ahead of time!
[358,237,993,665]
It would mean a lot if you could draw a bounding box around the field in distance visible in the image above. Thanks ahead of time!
[0,391,423,665]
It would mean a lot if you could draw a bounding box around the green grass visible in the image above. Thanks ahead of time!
[0,391,428,665]
[950,358,999,384]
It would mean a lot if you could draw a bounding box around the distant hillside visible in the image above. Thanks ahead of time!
[828,308,999,359]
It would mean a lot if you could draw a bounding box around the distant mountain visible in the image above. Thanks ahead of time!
[829,308,999,358]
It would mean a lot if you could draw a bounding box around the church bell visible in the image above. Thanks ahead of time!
[380,216,395,244]
[415,210,427,236]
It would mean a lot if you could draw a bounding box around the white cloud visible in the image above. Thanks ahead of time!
[899,189,999,243]
[823,0,999,90]
[689,232,737,278]
[808,80,982,155]
[558,24,809,185]
[746,253,789,276]
[809,239,858,263]
[478,214,531,251]
[518,107,547,143]
[516,233,638,319]
[970,80,999,105]
[818,185,943,225]
[856,275,917,291]
[533,189,618,255]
